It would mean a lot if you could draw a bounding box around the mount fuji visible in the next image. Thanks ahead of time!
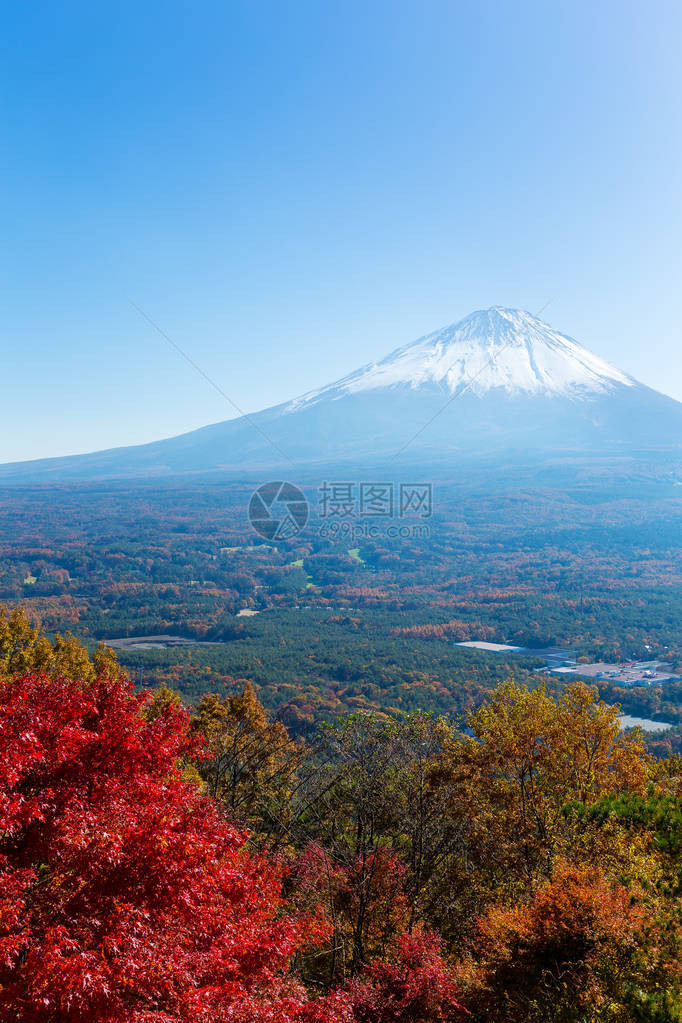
[2,307,681,480]
[286,307,635,406]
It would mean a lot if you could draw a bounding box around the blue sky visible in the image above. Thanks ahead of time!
[2,0,681,461]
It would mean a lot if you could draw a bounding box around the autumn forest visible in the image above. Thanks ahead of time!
[1,605,682,1021]
[2,464,682,1020]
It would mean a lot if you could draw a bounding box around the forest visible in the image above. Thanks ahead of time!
[1,607,681,1022]
[0,469,681,750]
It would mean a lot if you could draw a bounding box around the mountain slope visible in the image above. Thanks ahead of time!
[286,307,634,408]
[2,308,681,480]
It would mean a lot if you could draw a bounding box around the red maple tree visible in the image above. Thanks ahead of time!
[348,931,466,1023]
[0,670,346,1023]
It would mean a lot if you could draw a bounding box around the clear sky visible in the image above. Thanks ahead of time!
[2,0,681,462]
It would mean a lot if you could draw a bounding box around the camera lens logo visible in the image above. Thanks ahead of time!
[248,481,309,540]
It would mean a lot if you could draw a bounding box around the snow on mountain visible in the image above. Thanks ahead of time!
[1,306,680,481]
[286,307,634,411]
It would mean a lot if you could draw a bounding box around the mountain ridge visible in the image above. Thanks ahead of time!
[1,308,681,481]
[286,307,634,410]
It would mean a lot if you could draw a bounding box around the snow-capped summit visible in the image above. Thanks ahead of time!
[287,307,633,411]
[1,307,680,480]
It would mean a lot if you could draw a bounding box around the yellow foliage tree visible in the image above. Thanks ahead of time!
[191,681,304,839]
[0,604,121,682]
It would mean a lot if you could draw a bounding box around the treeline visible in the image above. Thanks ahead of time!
[3,607,682,1021]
